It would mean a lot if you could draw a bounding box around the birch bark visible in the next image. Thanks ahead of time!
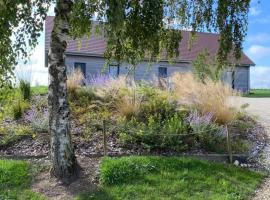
[48,0,77,183]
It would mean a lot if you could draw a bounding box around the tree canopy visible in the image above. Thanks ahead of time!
[0,0,250,84]
[70,0,250,66]
[192,49,222,82]
[0,0,51,88]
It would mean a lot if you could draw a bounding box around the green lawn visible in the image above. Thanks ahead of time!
[0,159,45,200]
[76,156,265,200]
[244,89,270,98]
[0,157,265,200]
[31,86,48,95]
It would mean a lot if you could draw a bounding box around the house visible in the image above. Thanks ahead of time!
[45,16,255,92]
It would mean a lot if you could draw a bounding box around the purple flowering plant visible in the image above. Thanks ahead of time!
[84,74,111,87]
[186,110,214,127]
[24,98,49,133]
[186,110,226,137]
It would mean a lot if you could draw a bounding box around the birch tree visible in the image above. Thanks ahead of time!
[0,0,251,183]
[48,0,77,182]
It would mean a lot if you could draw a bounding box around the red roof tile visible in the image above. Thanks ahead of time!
[45,16,255,66]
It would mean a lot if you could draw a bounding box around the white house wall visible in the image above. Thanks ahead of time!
[234,66,250,93]
[119,61,191,81]
[64,54,250,92]
[65,55,106,78]
[65,55,191,81]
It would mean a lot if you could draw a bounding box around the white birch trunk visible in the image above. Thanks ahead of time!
[48,0,77,183]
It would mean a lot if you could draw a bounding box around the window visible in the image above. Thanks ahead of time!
[74,62,86,77]
[158,67,167,78]
[109,64,120,78]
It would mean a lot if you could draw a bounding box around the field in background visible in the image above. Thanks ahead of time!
[244,89,270,98]
[31,86,48,95]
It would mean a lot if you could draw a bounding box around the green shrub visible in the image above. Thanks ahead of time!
[0,86,15,120]
[24,106,49,133]
[19,79,31,101]
[186,111,251,153]
[13,100,23,120]
[116,86,191,151]
[194,123,226,152]
[139,98,176,121]
[118,112,191,151]
[70,87,99,106]
[192,49,221,82]
[187,111,227,152]
[0,85,14,104]
[137,88,178,121]
[11,99,29,120]
[0,125,33,147]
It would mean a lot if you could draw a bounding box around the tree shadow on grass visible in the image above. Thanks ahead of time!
[31,157,101,200]
[75,189,114,200]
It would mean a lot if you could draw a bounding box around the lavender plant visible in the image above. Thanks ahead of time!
[186,110,226,152]
[186,111,213,127]
[84,74,111,87]
[24,106,49,133]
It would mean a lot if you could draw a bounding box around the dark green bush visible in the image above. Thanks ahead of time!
[118,112,191,151]
[117,87,192,151]
[19,80,31,101]
[194,123,226,152]
[13,100,23,120]
[137,88,178,121]
[71,87,97,106]
[0,125,33,149]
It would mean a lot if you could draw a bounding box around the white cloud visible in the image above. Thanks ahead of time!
[246,33,270,43]
[250,7,261,16]
[250,66,270,89]
[250,16,270,24]
[247,45,270,59]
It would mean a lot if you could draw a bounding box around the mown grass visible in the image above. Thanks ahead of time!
[31,86,48,95]
[244,89,270,98]
[76,156,265,200]
[0,159,45,200]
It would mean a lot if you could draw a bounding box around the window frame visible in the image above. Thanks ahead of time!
[109,64,120,78]
[158,66,167,78]
[74,62,86,77]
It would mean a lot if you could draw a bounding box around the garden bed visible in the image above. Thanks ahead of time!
[1,74,269,200]
[0,73,268,167]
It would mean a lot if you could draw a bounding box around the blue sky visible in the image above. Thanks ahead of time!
[244,0,270,88]
[17,1,270,88]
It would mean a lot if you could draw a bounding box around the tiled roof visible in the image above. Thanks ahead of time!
[45,16,255,66]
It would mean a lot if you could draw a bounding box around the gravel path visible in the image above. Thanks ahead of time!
[237,97,270,200]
